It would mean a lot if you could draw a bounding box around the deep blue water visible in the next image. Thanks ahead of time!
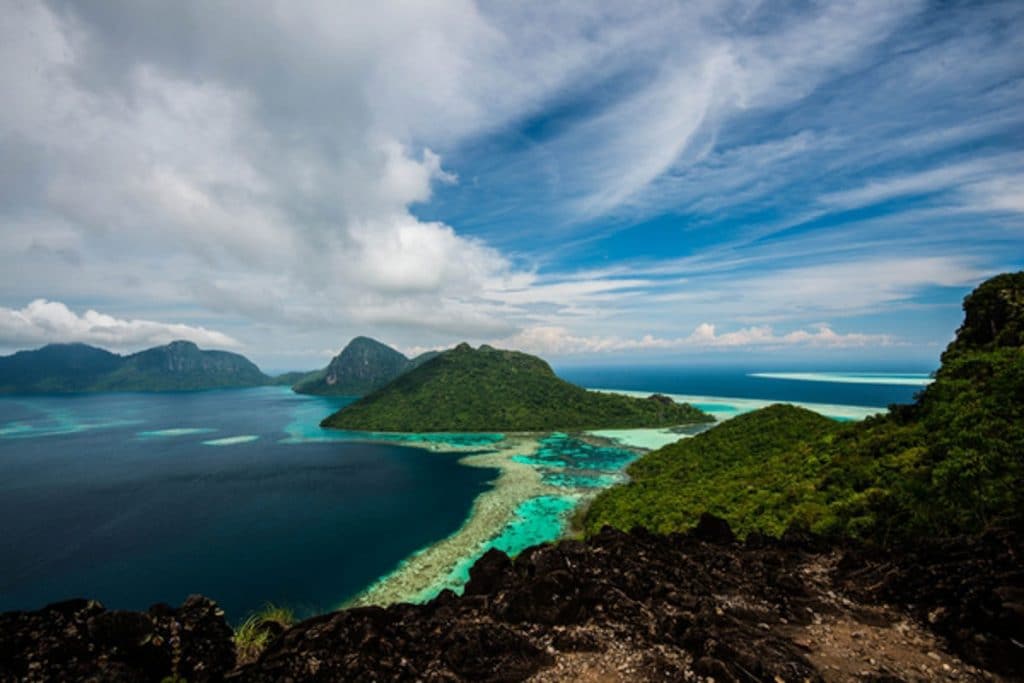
[0,388,495,621]
[556,365,927,407]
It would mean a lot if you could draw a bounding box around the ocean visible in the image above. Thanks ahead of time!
[0,368,931,621]
[0,388,495,620]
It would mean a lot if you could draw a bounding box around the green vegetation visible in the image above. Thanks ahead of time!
[585,271,1024,544]
[233,604,295,665]
[584,404,841,537]
[322,343,713,432]
[0,340,269,393]
[293,336,436,396]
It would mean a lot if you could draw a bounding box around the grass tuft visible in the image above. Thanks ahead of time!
[233,603,296,665]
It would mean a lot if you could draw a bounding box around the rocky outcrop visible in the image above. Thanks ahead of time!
[292,337,432,396]
[2,519,1019,682]
[0,595,234,682]
[836,527,1023,675]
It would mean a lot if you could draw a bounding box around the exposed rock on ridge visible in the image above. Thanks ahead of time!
[2,517,1019,682]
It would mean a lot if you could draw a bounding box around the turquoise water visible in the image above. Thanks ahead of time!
[0,388,496,620]
[405,433,643,602]
[748,372,933,386]
[410,494,580,602]
[513,432,640,487]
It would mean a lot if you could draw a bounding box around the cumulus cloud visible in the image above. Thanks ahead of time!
[0,300,240,351]
[498,322,892,356]
[0,0,528,339]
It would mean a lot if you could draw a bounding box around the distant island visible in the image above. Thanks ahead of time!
[0,340,272,393]
[322,342,713,431]
[292,336,438,396]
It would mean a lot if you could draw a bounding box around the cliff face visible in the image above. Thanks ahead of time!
[292,336,421,396]
[99,341,268,390]
[2,518,1018,682]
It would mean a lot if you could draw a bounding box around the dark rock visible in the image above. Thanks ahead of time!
[5,523,1018,682]
[463,547,512,596]
[691,512,736,544]
[0,595,234,682]
[837,526,1023,676]
[441,621,552,681]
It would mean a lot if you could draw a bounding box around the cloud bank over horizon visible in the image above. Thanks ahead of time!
[0,300,240,352]
[1,1,1020,368]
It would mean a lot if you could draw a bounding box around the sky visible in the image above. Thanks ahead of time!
[0,0,1021,372]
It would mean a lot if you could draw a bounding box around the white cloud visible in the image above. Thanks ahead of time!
[818,159,1020,211]
[0,300,240,351]
[0,1,530,340]
[961,174,1024,215]
[497,322,892,356]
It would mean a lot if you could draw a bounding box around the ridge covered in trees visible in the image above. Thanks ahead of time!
[586,272,1024,543]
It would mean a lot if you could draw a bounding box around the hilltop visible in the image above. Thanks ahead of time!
[292,336,436,396]
[322,343,712,432]
[0,340,269,393]
[586,270,1024,543]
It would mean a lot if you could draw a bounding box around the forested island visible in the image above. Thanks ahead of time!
[321,342,713,431]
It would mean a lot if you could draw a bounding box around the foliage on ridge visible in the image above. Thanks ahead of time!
[585,271,1024,544]
[321,343,713,432]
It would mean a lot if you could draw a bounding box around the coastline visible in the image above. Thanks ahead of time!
[333,389,890,609]
[346,434,565,607]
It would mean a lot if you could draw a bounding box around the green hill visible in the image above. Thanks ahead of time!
[585,271,1024,544]
[0,343,123,393]
[0,340,268,393]
[292,337,435,396]
[584,404,840,537]
[322,343,713,432]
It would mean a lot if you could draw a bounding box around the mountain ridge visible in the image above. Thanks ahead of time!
[0,340,271,393]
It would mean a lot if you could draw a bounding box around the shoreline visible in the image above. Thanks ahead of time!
[334,392,888,609]
[345,434,564,607]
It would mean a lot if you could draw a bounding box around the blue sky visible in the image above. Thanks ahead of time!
[0,1,1021,371]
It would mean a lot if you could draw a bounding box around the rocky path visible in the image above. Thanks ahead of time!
[1,516,1019,682]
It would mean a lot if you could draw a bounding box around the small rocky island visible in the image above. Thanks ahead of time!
[321,343,713,432]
